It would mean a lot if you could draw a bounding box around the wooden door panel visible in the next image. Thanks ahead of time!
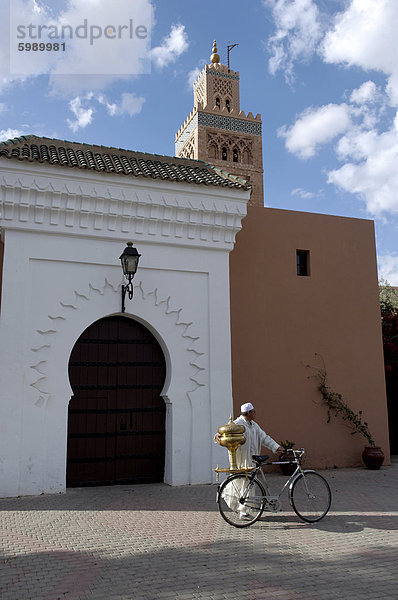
[67,316,166,486]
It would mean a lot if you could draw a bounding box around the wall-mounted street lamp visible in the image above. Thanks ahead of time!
[119,241,141,313]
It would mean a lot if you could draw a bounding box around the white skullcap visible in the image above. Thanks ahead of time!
[241,402,254,413]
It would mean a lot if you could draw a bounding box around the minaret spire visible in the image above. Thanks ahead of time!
[210,40,220,64]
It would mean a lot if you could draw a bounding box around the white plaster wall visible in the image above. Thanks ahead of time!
[0,162,248,497]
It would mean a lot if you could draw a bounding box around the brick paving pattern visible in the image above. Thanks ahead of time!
[1,462,397,599]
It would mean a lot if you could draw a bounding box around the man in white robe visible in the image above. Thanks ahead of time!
[215,402,281,466]
[215,403,282,519]
[234,402,281,468]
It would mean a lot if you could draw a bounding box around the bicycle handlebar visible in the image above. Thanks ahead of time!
[272,448,305,465]
[289,448,305,458]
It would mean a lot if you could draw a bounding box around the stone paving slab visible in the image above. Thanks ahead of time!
[0,462,397,600]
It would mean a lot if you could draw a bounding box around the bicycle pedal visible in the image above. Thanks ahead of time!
[265,500,282,512]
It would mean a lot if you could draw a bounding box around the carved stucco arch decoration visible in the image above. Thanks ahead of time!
[212,77,233,99]
[207,133,218,149]
[182,140,195,159]
[207,134,252,162]
[27,278,206,412]
[242,144,252,165]
[207,140,219,160]
[195,79,205,105]
[232,146,240,163]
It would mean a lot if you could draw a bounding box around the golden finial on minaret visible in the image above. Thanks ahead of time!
[210,40,220,64]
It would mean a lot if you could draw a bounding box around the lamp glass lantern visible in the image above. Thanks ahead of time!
[119,241,141,312]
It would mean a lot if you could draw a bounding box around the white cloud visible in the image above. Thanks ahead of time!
[278,103,351,158]
[0,0,154,96]
[348,82,385,130]
[350,81,378,105]
[264,1,398,219]
[265,0,322,82]
[116,93,145,116]
[378,254,398,285]
[321,0,398,106]
[327,120,398,215]
[1,1,188,97]
[98,93,145,117]
[0,0,32,94]
[386,73,398,107]
[66,92,145,129]
[187,67,201,90]
[151,24,189,69]
[335,128,377,162]
[66,96,94,132]
[0,128,25,141]
[282,92,398,216]
[291,187,323,199]
[265,0,398,104]
[51,0,152,78]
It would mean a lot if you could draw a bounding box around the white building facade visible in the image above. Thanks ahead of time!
[0,137,249,497]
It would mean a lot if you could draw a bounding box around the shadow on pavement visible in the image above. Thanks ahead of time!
[1,536,397,600]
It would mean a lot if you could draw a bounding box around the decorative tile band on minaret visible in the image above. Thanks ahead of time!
[175,40,264,207]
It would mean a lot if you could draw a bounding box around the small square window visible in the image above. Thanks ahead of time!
[297,250,310,276]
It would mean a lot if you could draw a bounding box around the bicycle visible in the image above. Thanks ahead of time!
[216,448,331,528]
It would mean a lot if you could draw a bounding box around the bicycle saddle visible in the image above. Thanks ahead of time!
[252,454,269,465]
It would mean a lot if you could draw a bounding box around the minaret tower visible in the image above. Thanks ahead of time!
[175,40,264,206]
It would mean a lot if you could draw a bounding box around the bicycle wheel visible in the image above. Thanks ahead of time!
[290,470,331,523]
[217,474,265,528]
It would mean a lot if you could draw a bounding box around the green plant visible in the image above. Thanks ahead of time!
[280,439,295,450]
[379,278,398,315]
[308,355,375,447]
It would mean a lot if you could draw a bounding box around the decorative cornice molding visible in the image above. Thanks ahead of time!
[206,69,239,81]
[193,64,240,89]
[0,165,248,248]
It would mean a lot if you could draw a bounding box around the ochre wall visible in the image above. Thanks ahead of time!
[229,206,390,468]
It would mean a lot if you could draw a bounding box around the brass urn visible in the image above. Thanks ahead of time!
[217,416,246,470]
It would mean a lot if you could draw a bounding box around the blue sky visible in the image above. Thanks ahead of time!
[1,0,397,283]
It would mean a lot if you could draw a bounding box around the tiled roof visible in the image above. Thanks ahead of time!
[0,135,250,191]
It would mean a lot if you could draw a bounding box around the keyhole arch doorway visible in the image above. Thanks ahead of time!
[67,315,166,487]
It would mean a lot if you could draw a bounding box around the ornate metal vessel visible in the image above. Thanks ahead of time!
[217,416,246,470]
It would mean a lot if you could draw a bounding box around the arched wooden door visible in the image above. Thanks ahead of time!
[67,316,166,486]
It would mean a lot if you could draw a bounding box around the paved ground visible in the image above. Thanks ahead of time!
[1,460,397,600]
